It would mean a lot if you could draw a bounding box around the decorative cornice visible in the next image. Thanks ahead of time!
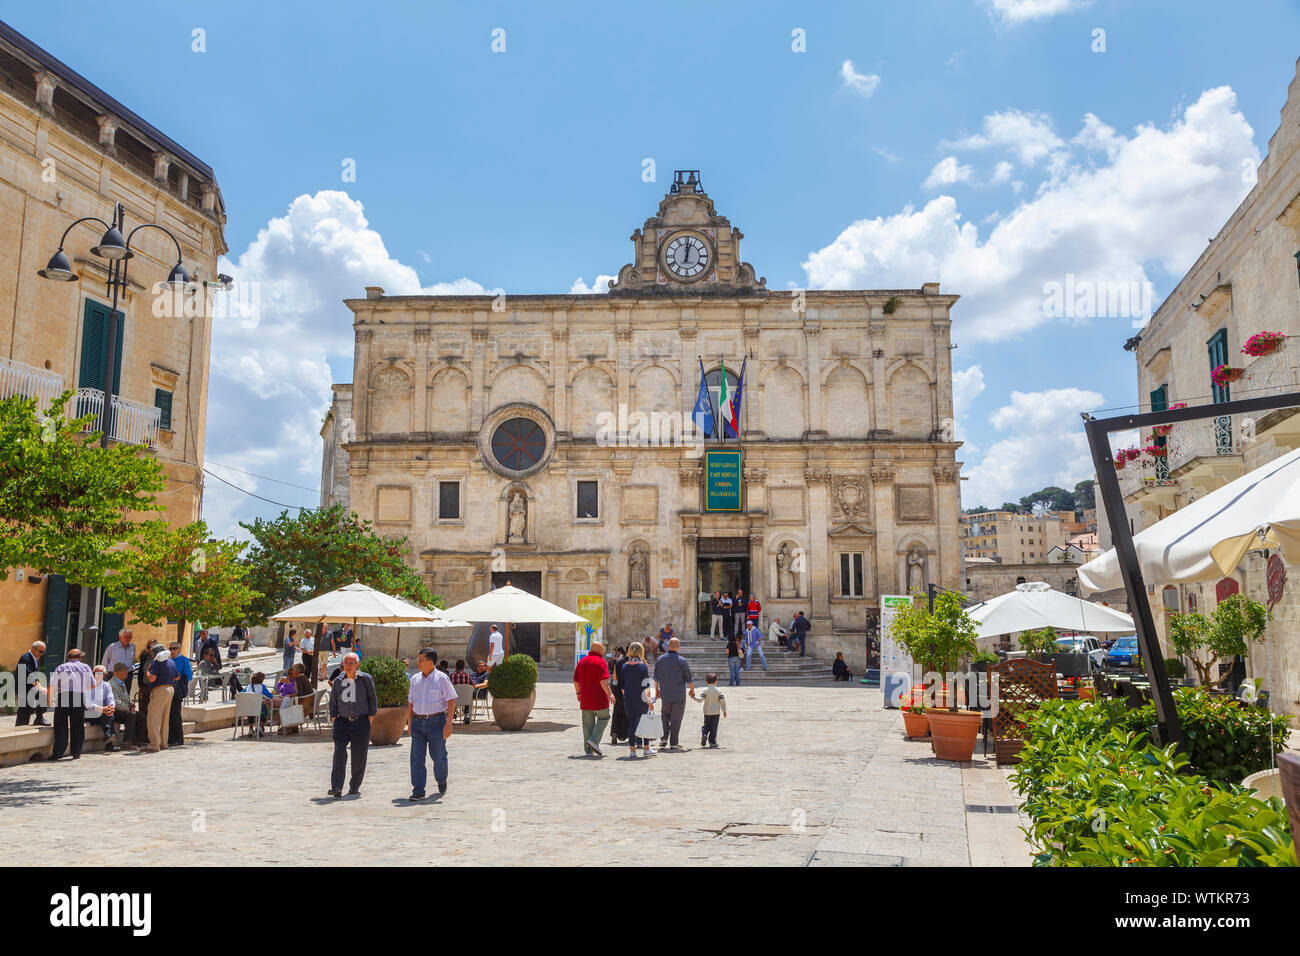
[471,328,490,342]
[870,465,895,484]
[933,464,958,484]
[744,468,767,483]
[679,468,703,486]
[803,466,831,484]
[355,329,373,343]
[413,327,431,342]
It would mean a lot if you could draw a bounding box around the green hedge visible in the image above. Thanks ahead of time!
[1011,698,1295,867]
[357,656,410,708]
[487,654,538,699]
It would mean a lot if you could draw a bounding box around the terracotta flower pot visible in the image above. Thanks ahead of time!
[902,710,930,739]
[925,709,983,762]
[370,705,408,745]
[491,690,536,731]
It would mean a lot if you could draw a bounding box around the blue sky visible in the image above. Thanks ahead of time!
[8,0,1300,533]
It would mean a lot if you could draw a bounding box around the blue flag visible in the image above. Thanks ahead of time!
[725,358,746,439]
[692,358,715,438]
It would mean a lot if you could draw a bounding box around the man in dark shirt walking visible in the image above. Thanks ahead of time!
[790,611,811,657]
[328,652,377,798]
[652,637,696,750]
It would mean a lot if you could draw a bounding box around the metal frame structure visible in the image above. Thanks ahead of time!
[1084,389,1300,745]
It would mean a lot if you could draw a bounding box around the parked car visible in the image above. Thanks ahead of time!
[1105,636,1141,669]
[1058,636,1106,670]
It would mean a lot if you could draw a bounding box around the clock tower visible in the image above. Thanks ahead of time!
[608,170,768,296]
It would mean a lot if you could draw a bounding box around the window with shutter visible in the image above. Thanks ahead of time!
[154,388,173,430]
[78,300,124,394]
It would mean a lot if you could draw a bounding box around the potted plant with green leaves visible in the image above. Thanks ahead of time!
[892,591,982,760]
[901,698,929,739]
[358,656,411,745]
[1019,625,1060,662]
[488,653,539,731]
[970,649,999,674]
[1165,594,1269,688]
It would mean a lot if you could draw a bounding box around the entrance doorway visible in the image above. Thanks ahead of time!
[490,570,541,661]
[696,557,749,634]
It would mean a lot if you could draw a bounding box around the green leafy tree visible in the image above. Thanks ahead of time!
[1073,480,1095,511]
[1019,625,1060,656]
[0,393,164,585]
[889,591,979,711]
[1165,593,1270,687]
[238,504,439,621]
[1020,486,1076,514]
[104,520,261,643]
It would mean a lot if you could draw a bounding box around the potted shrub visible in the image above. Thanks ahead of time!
[892,591,982,760]
[358,656,411,745]
[488,653,539,731]
[901,700,929,739]
[1164,656,1187,682]
[1241,331,1285,357]
[1018,625,1059,662]
[970,649,999,674]
[1165,594,1269,688]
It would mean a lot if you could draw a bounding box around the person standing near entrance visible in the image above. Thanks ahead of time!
[746,593,762,633]
[573,641,612,757]
[16,641,47,726]
[143,645,178,753]
[709,592,723,639]
[48,648,95,760]
[328,652,377,798]
[720,592,734,641]
[407,648,457,801]
[487,624,505,667]
[733,590,747,639]
[745,619,769,673]
[653,637,696,750]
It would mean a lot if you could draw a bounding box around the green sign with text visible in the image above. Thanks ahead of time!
[704,449,742,512]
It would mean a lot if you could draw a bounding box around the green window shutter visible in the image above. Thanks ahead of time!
[1207,328,1229,402]
[1150,385,1167,412]
[154,388,173,430]
[41,574,68,676]
[78,301,125,395]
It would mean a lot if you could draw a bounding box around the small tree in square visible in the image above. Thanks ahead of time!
[1165,593,1269,688]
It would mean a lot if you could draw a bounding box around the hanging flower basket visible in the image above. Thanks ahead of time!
[1144,444,1168,458]
[1114,447,1140,469]
[1241,331,1285,357]
[1211,364,1243,387]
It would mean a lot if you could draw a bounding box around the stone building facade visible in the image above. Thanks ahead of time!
[0,23,226,668]
[322,173,962,667]
[1119,58,1300,714]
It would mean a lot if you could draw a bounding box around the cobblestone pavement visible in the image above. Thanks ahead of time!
[0,680,1032,866]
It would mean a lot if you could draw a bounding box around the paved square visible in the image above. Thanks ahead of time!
[0,679,1031,866]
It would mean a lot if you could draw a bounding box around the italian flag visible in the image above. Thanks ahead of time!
[719,359,734,438]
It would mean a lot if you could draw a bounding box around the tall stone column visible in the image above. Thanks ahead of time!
[682,531,699,638]
[551,321,569,433]
[742,317,761,436]
[353,329,373,438]
[748,530,767,610]
[934,465,961,591]
[932,320,954,437]
[804,319,825,436]
[871,464,897,596]
[615,317,633,428]
[869,322,888,435]
[805,466,832,625]
[470,322,489,429]
[413,325,430,433]
[679,325,697,422]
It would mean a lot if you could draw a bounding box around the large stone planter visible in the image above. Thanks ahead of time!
[370,706,408,745]
[925,709,982,762]
[492,691,536,731]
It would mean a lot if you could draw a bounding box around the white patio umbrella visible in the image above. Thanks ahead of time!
[1077,445,1300,592]
[369,617,472,660]
[966,581,1135,639]
[441,584,587,659]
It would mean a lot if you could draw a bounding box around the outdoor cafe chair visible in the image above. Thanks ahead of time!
[307,687,330,733]
[454,684,474,723]
[232,692,266,739]
[471,686,491,722]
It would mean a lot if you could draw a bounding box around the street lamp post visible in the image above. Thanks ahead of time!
[37,201,189,447]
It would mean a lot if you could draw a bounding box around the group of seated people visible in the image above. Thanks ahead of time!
[239,663,314,736]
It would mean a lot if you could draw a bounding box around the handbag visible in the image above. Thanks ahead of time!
[635,711,662,740]
[279,701,305,727]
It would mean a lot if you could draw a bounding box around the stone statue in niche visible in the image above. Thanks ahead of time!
[507,490,527,543]
[629,545,649,598]
[776,543,797,598]
[906,546,927,593]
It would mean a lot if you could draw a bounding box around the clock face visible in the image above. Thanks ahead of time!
[662,232,712,280]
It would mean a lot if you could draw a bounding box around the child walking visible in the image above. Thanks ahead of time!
[698,673,727,748]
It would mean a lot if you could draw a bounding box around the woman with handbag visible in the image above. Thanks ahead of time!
[620,642,657,759]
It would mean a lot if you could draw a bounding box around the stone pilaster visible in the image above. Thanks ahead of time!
[804,319,825,435]
[470,322,489,429]
[551,320,568,433]
[805,466,832,622]
[353,329,373,438]
[413,325,431,433]
[871,464,897,595]
[682,530,699,638]
[869,322,888,434]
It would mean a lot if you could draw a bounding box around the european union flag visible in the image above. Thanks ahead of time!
[692,357,715,438]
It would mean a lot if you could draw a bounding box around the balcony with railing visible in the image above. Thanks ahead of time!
[1237,336,1300,448]
[72,387,160,448]
[0,356,64,409]
[1117,456,1180,508]
[1165,414,1241,490]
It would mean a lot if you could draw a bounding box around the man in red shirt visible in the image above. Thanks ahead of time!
[573,642,613,758]
[747,595,762,630]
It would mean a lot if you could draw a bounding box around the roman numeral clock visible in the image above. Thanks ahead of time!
[659,230,713,282]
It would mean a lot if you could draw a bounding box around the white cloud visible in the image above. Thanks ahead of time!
[802,86,1258,344]
[873,146,901,164]
[951,364,986,454]
[570,275,617,294]
[205,190,486,539]
[986,0,1089,25]
[946,110,1064,166]
[840,60,881,98]
[988,160,1014,184]
[923,156,975,190]
[963,387,1102,507]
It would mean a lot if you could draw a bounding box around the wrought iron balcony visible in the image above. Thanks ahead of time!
[1237,337,1300,448]
[0,356,63,409]
[1165,414,1241,490]
[1117,457,1180,507]
[72,387,160,448]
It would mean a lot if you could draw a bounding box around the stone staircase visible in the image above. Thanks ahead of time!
[662,636,833,685]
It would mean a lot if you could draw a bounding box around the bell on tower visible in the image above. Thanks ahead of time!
[670,170,702,195]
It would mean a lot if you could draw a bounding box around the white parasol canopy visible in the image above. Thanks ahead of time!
[369,618,472,628]
[1078,446,1300,593]
[441,585,587,624]
[966,581,1134,638]
[269,582,442,624]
